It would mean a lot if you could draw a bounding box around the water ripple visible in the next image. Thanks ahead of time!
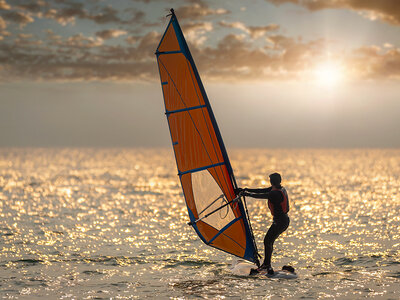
[0,148,399,299]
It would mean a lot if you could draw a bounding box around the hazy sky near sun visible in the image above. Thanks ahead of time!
[1,0,400,147]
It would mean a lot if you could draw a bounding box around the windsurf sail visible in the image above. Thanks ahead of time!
[155,9,259,265]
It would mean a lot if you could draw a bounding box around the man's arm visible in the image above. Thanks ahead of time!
[242,187,271,199]
[234,187,271,198]
[245,187,272,193]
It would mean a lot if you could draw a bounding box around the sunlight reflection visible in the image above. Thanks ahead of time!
[0,148,399,299]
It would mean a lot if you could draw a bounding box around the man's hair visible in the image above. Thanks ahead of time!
[269,173,282,186]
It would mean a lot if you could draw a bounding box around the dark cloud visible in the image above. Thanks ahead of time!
[0,31,160,81]
[2,11,34,26]
[42,2,144,25]
[88,5,120,24]
[0,50,155,82]
[123,8,146,24]
[16,1,49,13]
[267,0,400,25]
[43,2,86,25]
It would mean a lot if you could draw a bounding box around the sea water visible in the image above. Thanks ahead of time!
[0,148,399,299]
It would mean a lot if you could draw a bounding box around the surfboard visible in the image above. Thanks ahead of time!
[230,260,298,279]
[257,269,298,279]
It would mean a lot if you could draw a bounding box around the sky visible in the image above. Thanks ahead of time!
[0,0,400,148]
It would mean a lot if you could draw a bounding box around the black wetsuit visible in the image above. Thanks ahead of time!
[244,186,290,268]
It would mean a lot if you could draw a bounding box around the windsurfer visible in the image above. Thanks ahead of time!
[235,173,289,275]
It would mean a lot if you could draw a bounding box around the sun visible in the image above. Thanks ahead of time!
[313,62,344,87]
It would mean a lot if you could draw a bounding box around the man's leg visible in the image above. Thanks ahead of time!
[262,218,290,269]
[263,223,279,268]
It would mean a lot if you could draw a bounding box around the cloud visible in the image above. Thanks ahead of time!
[136,31,162,58]
[190,32,400,82]
[88,5,120,24]
[44,29,62,41]
[122,8,146,24]
[43,2,140,26]
[2,29,400,82]
[16,1,48,13]
[0,45,156,82]
[191,34,274,80]
[44,2,86,25]
[43,32,104,48]
[96,29,128,40]
[188,33,329,81]
[219,20,279,39]
[44,8,73,25]
[348,46,400,80]
[0,4,399,84]
[15,37,43,46]
[0,31,160,82]
[0,0,10,10]
[2,11,34,26]
[63,33,104,48]
[1,1,146,27]
[125,35,140,45]
[174,3,230,20]
[18,33,33,39]
[181,21,213,45]
[267,0,400,25]
[0,29,10,38]
[0,16,6,29]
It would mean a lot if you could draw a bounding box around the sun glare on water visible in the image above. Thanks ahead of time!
[313,62,344,87]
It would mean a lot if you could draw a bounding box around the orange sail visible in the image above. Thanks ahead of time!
[155,9,259,264]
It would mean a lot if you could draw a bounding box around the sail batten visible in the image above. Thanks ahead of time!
[155,9,259,265]
[178,162,225,176]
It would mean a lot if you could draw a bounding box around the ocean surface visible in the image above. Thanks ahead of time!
[1,148,399,299]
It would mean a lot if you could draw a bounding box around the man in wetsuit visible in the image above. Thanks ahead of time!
[236,173,289,275]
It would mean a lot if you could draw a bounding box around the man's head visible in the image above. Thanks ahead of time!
[269,173,282,187]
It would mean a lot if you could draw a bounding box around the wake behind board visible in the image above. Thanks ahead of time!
[230,260,298,279]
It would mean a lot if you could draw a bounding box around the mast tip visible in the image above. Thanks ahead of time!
[166,8,175,17]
